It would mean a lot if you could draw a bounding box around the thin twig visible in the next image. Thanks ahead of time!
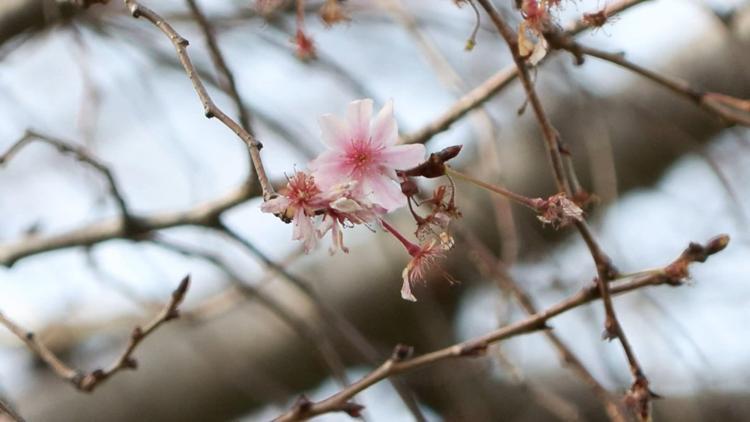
[0,398,24,422]
[214,221,426,421]
[464,232,628,422]
[183,0,261,189]
[475,0,570,194]
[122,0,274,200]
[0,181,256,266]
[404,0,650,145]
[0,130,132,222]
[446,166,540,209]
[149,237,354,391]
[547,40,750,127]
[0,275,190,392]
[272,235,728,421]
[474,1,653,418]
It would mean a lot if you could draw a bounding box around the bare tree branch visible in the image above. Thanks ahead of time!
[403,0,650,145]
[0,275,190,392]
[272,235,729,421]
[122,0,274,199]
[0,129,132,222]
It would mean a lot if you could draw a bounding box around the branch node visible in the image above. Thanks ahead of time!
[458,340,488,357]
[124,357,138,369]
[391,344,414,362]
[292,395,312,414]
[131,326,144,341]
[342,402,365,418]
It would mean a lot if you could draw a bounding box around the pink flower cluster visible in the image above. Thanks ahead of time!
[263,99,464,302]
[262,99,425,254]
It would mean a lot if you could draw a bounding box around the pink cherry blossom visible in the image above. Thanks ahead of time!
[261,172,326,252]
[261,172,386,254]
[310,99,426,212]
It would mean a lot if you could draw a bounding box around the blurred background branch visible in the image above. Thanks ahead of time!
[0,1,749,421]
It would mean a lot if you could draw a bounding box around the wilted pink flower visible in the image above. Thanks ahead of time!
[310,99,426,211]
[261,172,326,252]
[262,173,385,253]
[534,192,584,228]
[317,184,387,254]
[381,219,445,302]
[401,239,444,302]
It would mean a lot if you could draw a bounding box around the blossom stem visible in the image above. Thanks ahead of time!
[380,219,421,256]
[612,268,664,280]
[445,166,540,210]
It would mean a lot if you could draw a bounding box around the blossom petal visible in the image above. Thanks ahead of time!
[310,150,349,189]
[362,174,406,211]
[370,99,397,147]
[260,196,290,214]
[380,144,426,170]
[318,113,349,149]
[346,99,373,143]
[400,268,417,302]
[292,208,317,252]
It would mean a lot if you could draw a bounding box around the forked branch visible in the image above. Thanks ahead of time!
[0,275,190,392]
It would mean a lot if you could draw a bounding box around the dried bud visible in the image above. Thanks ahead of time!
[706,234,730,255]
[400,178,419,197]
[438,145,462,161]
[397,145,463,179]
[536,193,584,228]
[391,343,414,361]
[320,0,349,27]
[131,326,143,341]
[623,378,654,422]
[294,29,316,61]
[665,234,731,283]
[293,395,312,413]
[343,402,365,418]
[582,10,608,28]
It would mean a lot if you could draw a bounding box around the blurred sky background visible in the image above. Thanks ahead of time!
[0,0,749,420]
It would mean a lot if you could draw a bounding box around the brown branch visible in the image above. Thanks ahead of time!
[403,0,650,145]
[148,237,354,391]
[0,398,24,422]
[464,232,628,422]
[0,0,650,271]
[475,0,570,194]
[0,275,190,392]
[122,0,274,200]
[184,0,252,134]
[0,181,255,267]
[546,39,750,127]
[213,221,426,420]
[273,235,728,421]
[473,1,658,418]
[0,130,132,223]
[182,0,263,191]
